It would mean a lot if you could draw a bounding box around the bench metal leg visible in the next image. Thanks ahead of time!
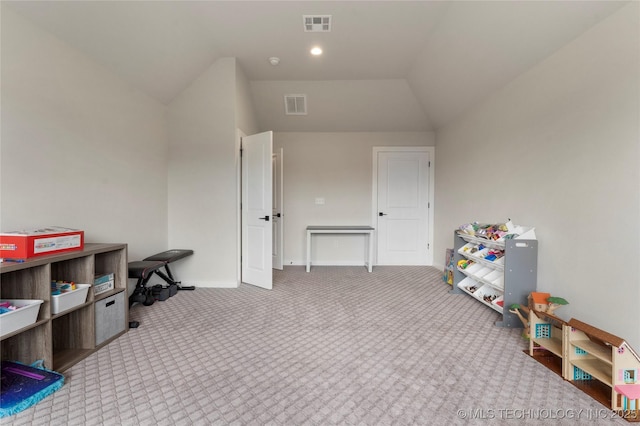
[154,265,195,291]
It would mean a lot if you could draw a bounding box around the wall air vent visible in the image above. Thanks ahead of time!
[303,15,331,32]
[284,95,307,115]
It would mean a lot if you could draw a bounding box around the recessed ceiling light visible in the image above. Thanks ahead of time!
[310,47,323,56]
[268,57,280,66]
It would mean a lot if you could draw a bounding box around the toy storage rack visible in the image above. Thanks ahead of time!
[0,243,127,372]
[451,228,538,327]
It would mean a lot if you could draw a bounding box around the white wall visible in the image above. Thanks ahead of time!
[274,132,434,265]
[434,4,640,347]
[167,58,238,287]
[252,80,430,132]
[0,8,168,263]
[235,64,259,136]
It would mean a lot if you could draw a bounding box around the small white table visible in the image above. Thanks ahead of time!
[306,226,375,272]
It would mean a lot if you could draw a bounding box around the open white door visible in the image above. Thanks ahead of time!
[272,148,284,270]
[242,131,273,289]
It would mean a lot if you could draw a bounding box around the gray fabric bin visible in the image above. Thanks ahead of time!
[95,292,125,345]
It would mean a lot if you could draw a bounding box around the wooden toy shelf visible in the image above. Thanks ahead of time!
[528,309,640,421]
[451,228,538,327]
[0,243,128,372]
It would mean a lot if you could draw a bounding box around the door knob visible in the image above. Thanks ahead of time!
[259,216,270,221]
[379,212,388,216]
[273,213,281,218]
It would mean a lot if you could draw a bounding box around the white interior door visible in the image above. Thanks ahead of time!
[242,131,273,289]
[376,149,430,265]
[272,148,284,270]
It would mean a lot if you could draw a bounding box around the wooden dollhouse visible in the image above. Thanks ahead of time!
[525,302,640,421]
[564,318,640,418]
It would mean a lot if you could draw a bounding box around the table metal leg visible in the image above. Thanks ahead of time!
[306,230,311,272]
[367,231,374,272]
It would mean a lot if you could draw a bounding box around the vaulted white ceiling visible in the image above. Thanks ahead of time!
[3,1,628,131]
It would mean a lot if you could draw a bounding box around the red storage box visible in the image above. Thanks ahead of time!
[0,227,84,260]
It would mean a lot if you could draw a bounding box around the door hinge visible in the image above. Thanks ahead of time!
[428,161,431,167]
[428,202,430,208]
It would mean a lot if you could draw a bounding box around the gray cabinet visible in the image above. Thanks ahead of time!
[450,228,538,328]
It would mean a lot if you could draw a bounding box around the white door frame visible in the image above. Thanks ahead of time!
[236,129,244,285]
[272,148,284,270]
[371,146,435,265]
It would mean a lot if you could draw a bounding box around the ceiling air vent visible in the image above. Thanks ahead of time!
[284,95,307,115]
[303,15,331,32]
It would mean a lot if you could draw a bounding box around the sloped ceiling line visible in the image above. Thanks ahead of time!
[3,0,629,132]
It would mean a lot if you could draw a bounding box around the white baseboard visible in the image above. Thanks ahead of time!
[284,260,368,267]
[189,280,238,288]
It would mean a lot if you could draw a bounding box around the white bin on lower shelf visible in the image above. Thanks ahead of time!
[492,295,504,310]
[0,299,44,337]
[474,285,504,313]
[457,277,481,295]
[51,284,91,314]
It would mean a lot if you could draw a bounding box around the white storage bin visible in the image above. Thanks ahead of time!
[458,242,477,256]
[470,248,489,261]
[474,285,503,305]
[514,226,536,240]
[492,276,504,290]
[463,263,482,275]
[492,295,504,309]
[51,284,91,314]
[484,269,502,282]
[492,257,505,266]
[0,299,44,337]
[457,277,480,295]
[475,267,493,279]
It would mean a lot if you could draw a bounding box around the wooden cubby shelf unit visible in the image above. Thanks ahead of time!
[1,243,128,372]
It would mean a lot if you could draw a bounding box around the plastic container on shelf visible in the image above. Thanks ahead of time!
[458,242,478,255]
[457,277,481,295]
[492,295,504,309]
[515,227,536,240]
[474,285,503,305]
[492,276,504,290]
[475,267,493,278]
[456,224,537,250]
[51,284,91,314]
[480,270,503,290]
[492,256,505,266]
[0,300,44,337]
[469,248,490,261]
[483,269,502,283]
[461,262,482,275]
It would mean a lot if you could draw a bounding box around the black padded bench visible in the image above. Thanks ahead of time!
[128,260,165,308]
[127,250,194,329]
[143,249,195,291]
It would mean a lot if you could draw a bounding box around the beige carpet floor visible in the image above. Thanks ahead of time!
[3,266,623,425]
